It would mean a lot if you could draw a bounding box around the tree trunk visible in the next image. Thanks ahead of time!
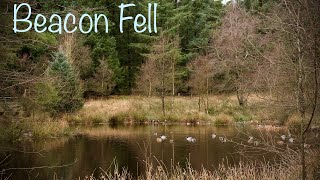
[172,59,175,97]
[236,90,246,106]
[161,61,165,117]
[101,71,104,91]
[198,96,201,112]
[148,80,152,97]
[296,31,306,180]
[171,58,175,111]
[206,77,209,114]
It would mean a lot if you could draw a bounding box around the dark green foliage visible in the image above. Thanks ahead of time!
[166,0,222,58]
[242,0,277,12]
[38,52,83,115]
[162,0,223,93]
[1,0,224,103]
[84,33,124,95]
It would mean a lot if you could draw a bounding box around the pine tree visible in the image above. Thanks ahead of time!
[40,51,83,115]
[163,0,223,93]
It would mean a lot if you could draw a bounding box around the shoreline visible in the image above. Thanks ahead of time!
[2,94,316,142]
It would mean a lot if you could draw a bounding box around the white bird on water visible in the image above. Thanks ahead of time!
[219,137,227,143]
[247,136,254,144]
[212,134,217,139]
[186,137,192,142]
[160,135,167,140]
[156,137,162,143]
[186,137,196,142]
[288,138,294,143]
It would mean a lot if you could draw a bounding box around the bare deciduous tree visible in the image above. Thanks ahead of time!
[253,1,319,179]
[212,5,260,106]
[188,54,214,113]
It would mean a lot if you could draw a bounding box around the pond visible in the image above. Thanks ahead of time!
[1,124,287,179]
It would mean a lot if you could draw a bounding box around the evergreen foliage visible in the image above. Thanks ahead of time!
[38,52,83,115]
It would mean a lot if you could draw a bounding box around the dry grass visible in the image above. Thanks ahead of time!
[214,113,234,126]
[0,120,71,142]
[23,121,70,139]
[68,96,255,125]
[68,95,320,127]
[83,149,320,180]
[285,113,302,133]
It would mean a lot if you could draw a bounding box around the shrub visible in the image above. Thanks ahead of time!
[285,114,301,133]
[0,121,71,142]
[0,123,23,142]
[109,113,130,124]
[234,113,252,122]
[109,111,148,124]
[23,121,70,140]
[214,113,234,126]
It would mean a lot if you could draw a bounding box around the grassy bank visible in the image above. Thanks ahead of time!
[0,120,71,142]
[1,95,316,141]
[68,95,320,130]
[67,95,256,125]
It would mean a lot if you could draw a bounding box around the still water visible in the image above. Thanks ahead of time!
[1,124,281,179]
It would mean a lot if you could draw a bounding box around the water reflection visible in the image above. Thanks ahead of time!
[1,124,278,179]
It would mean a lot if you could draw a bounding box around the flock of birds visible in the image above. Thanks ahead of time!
[154,132,297,146]
[277,134,295,145]
[153,133,227,144]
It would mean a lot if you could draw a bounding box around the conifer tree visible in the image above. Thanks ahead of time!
[40,51,83,115]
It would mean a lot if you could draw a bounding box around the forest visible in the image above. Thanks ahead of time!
[0,0,319,179]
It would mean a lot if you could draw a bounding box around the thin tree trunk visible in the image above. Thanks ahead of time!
[296,31,306,180]
[206,77,209,114]
[161,60,165,117]
[171,59,175,111]
[172,60,175,96]
[102,71,104,91]
[236,90,245,106]
[198,96,201,112]
[303,39,319,135]
[148,80,152,97]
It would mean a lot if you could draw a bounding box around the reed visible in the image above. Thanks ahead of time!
[83,149,320,180]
